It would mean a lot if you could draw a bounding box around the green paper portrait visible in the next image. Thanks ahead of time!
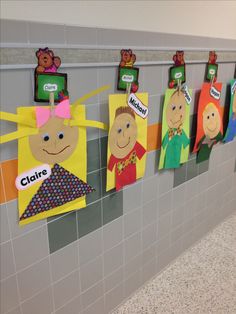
[159,88,191,170]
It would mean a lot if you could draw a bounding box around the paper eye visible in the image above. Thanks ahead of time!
[42,133,50,141]
[172,105,176,111]
[126,123,130,129]
[212,113,215,117]
[207,115,210,120]
[58,132,64,139]
[179,105,182,110]
[117,128,122,134]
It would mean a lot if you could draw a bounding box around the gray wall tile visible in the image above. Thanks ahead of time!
[104,266,123,293]
[28,22,65,44]
[142,198,158,227]
[17,257,51,301]
[55,295,81,314]
[0,275,20,313]
[158,190,172,217]
[158,170,174,195]
[124,253,142,278]
[66,25,97,45]
[80,256,103,291]
[53,270,80,310]
[142,175,159,204]
[77,200,102,238]
[104,242,124,277]
[79,229,102,266]
[0,241,15,281]
[81,280,103,311]
[13,225,49,271]
[0,203,11,243]
[104,282,124,314]
[50,242,78,282]
[142,222,157,250]
[21,286,53,314]
[7,200,46,239]
[157,211,172,240]
[103,217,123,252]
[0,19,28,43]
[124,270,142,298]
[48,212,77,254]
[83,296,105,314]
[7,306,22,314]
[124,207,141,238]
[102,192,123,225]
[123,182,142,213]
[124,232,141,263]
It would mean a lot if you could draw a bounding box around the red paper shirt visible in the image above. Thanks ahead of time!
[108,141,146,191]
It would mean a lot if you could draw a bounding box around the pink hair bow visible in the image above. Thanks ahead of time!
[36,99,71,128]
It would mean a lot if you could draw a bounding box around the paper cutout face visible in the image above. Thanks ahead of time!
[202,103,221,139]
[193,82,223,163]
[109,107,137,159]
[166,90,186,129]
[106,94,148,192]
[29,116,78,164]
[159,88,191,170]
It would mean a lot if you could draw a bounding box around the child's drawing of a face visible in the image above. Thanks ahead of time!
[109,107,137,159]
[203,103,221,139]
[166,91,186,129]
[29,117,78,164]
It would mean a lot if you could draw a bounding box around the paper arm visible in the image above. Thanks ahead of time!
[162,132,169,149]
[71,85,110,110]
[0,128,38,144]
[0,111,36,127]
[135,142,146,160]
[182,130,190,149]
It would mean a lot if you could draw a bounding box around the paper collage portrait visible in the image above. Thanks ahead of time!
[223,79,236,143]
[0,87,109,226]
[193,82,223,163]
[159,87,191,169]
[106,93,148,191]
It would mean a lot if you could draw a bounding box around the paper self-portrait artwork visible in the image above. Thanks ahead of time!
[0,86,109,225]
[106,93,148,191]
[193,82,223,163]
[17,100,94,225]
[223,79,236,143]
[159,87,191,169]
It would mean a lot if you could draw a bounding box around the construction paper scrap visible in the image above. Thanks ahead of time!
[159,87,191,169]
[193,82,223,163]
[223,79,236,143]
[106,93,148,191]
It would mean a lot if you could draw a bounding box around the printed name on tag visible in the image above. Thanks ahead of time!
[231,81,236,95]
[210,86,221,100]
[181,84,192,104]
[15,164,51,190]
[127,93,148,119]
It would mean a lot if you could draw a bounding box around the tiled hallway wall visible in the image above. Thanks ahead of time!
[0,20,236,314]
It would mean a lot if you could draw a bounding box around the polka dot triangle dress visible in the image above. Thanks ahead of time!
[20,164,95,220]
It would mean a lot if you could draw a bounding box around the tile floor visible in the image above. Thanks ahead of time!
[112,212,236,314]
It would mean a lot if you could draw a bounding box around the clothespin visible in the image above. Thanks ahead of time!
[49,92,54,115]
[126,82,132,101]
[177,79,181,94]
[210,75,215,89]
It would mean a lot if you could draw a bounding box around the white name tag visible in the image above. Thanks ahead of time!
[127,93,148,119]
[210,86,221,100]
[15,164,51,190]
[43,83,57,92]
[231,81,236,95]
[122,74,134,83]
[182,84,192,104]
